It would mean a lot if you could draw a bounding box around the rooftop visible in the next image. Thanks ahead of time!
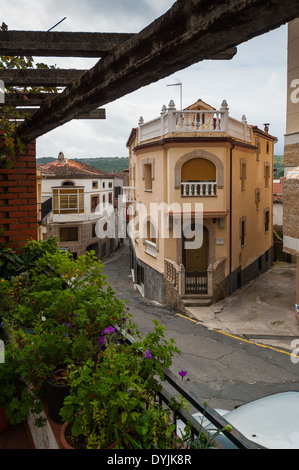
[37,152,114,179]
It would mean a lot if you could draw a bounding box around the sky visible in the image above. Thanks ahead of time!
[1,0,288,159]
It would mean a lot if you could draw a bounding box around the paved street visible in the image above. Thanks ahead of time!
[102,242,299,411]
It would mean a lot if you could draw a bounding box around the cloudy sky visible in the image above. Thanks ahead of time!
[1,0,288,158]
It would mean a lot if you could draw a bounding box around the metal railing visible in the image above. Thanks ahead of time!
[185,271,208,294]
[37,197,52,223]
[160,368,262,449]
[119,326,262,449]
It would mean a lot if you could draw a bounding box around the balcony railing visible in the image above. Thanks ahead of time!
[120,326,261,449]
[138,100,251,144]
[122,186,136,203]
[181,181,217,196]
[144,239,157,257]
[37,197,52,223]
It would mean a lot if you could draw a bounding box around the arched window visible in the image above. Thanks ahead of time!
[62,181,75,186]
[181,158,217,196]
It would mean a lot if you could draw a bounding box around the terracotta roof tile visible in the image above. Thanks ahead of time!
[37,158,113,179]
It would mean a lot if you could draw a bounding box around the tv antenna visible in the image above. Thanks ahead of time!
[167,81,182,109]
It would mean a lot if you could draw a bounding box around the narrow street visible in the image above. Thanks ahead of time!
[102,242,299,411]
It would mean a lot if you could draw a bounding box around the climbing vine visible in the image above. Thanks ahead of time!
[0,22,57,167]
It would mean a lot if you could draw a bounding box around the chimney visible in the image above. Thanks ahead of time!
[57,151,65,163]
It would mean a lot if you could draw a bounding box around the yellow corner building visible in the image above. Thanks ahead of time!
[125,98,277,309]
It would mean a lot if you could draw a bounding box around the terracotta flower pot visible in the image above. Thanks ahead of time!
[59,422,74,449]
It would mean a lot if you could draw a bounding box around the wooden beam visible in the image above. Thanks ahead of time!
[0,31,134,57]
[2,107,106,120]
[0,68,85,87]
[0,30,236,60]
[17,0,299,142]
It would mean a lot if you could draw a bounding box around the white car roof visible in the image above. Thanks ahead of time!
[220,391,299,449]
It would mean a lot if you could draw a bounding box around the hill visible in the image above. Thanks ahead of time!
[36,157,129,173]
[37,155,284,177]
[274,155,284,178]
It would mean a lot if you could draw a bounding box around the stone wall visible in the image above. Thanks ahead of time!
[283,178,299,255]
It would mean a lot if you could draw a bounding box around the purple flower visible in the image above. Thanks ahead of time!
[178,370,187,378]
[101,326,116,335]
[144,349,152,359]
[98,336,105,346]
[127,388,134,394]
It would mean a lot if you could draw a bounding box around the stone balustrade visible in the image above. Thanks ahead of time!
[122,186,136,202]
[137,100,251,144]
[181,181,217,196]
[144,239,157,257]
[164,258,180,287]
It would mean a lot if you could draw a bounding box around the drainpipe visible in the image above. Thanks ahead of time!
[229,142,235,282]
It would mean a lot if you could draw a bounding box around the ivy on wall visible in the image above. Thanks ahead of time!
[0,22,57,167]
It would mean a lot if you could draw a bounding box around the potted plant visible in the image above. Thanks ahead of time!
[0,342,44,430]
[59,320,182,449]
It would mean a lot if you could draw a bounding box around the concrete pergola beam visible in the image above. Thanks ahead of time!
[16,0,299,142]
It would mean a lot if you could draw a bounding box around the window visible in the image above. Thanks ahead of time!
[255,188,261,210]
[92,224,96,238]
[240,216,246,247]
[255,137,261,161]
[142,158,155,191]
[108,182,113,188]
[53,188,84,214]
[91,195,99,212]
[102,242,106,258]
[264,162,270,187]
[108,192,113,204]
[264,208,270,233]
[240,158,247,190]
[60,227,78,242]
[92,181,98,189]
[144,164,152,191]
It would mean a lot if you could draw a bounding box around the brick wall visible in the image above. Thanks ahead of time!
[0,136,38,251]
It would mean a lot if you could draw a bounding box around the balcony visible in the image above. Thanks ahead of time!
[144,239,157,257]
[181,181,217,197]
[122,186,136,203]
[37,197,52,223]
[138,100,251,144]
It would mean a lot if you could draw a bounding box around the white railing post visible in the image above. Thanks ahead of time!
[167,100,176,132]
[160,104,167,136]
[138,116,144,143]
[220,100,229,133]
[207,264,213,296]
[179,264,185,296]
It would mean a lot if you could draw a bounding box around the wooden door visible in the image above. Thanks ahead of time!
[185,226,208,271]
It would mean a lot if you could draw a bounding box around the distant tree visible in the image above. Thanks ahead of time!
[273,155,284,178]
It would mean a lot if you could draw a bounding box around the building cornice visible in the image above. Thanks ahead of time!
[133,136,257,153]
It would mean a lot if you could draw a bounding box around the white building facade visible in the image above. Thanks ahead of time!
[38,152,121,259]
